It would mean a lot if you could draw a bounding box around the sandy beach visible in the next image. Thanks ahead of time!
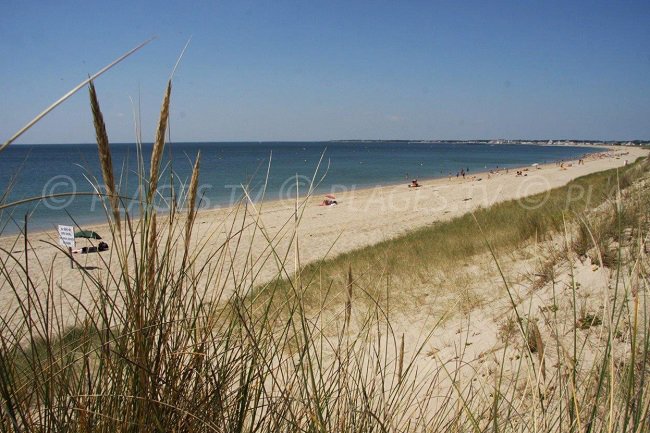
[2,144,649,430]
[0,146,646,319]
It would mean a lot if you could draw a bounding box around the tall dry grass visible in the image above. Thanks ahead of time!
[0,80,454,432]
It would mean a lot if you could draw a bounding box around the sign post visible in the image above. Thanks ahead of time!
[57,225,76,269]
[24,214,29,287]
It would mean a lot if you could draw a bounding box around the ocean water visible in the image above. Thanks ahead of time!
[0,141,600,234]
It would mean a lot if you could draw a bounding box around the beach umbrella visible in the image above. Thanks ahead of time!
[531,163,539,167]
[75,230,102,240]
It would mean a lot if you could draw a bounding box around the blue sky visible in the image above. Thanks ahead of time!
[1,0,649,143]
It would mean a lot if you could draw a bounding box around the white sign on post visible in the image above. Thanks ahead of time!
[58,225,76,249]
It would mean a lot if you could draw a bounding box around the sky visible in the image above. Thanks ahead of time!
[1,0,649,144]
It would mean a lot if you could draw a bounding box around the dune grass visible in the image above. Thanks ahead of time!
[256,156,649,313]
[0,76,649,432]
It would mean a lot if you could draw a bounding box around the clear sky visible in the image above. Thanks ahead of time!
[1,0,649,144]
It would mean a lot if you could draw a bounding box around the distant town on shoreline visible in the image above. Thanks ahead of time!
[330,139,650,146]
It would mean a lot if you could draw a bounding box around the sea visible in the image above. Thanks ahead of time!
[0,141,600,235]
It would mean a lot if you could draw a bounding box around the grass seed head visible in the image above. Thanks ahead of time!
[149,80,172,202]
[88,80,120,230]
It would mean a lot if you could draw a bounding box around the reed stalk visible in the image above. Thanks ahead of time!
[184,151,200,255]
[88,80,121,232]
[148,80,172,203]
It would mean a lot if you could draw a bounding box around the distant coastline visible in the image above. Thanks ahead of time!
[328,139,650,146]
[10,139,650,147]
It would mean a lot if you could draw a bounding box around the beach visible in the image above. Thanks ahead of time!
[0,146,645,321]
[0,141,606,234]
[2,144,649,430]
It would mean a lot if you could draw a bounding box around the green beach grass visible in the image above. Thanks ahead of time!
[255,156,649,312]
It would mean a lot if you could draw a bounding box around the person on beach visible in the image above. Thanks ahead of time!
[320,198,337,206]
[72,242,109,254]
[409,179,420,188]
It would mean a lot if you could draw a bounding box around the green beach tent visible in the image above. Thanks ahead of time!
[74,230,102,240]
